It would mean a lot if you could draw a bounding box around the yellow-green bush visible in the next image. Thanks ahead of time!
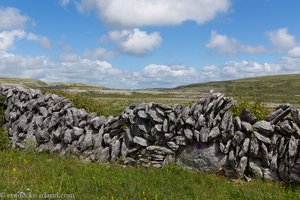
[231,95,270,120]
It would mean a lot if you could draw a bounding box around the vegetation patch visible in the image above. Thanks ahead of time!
[0,150,300,200]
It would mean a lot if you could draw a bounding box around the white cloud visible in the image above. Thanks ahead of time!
[76,0,230,27]
[0,30,26,51]
[83,48,116,60]
[288,46,300,57]
[59,0,71,6]
[26,33,51,49]
[109,28,162,55]
[267,28,297,51]
[206,31,265,55]
[0,7,29,30]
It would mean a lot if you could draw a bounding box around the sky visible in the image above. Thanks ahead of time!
[0,0,300,89]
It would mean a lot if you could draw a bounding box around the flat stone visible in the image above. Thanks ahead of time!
[148,108,164,123]
[272,107,291,124]
[208,126,221,141]
[239,138,250,157]
[249,138,260,158]
[137,110,148,119]
[232,131,245,147]
[90,116,106,129]
[292,108,300,126]
[146,145,174,155]
[177,142,228,172]
[253,121,274,136]
[95,147,110,163]
[199,127,209,143]
[276,120,293,136]
[241,121,253,133]
[240,108,257,124]
[220,111,232,132]
[63,129,73,144]
[265,108,283,122]
[167,141,179,151]
[249,161,263,178]
[186,117,196,126]
[237,156,248,177]
[133,136,149,147]
[110,138,121,162]
[184,128,194,141]
[261,143,270,167]
[254,131,271,144]
[234,116,242,131]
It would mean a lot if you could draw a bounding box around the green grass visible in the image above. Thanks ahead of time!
[0,77,47,88]
[1,149,300,200]
[175,74,300,106]
[42,90,194,116]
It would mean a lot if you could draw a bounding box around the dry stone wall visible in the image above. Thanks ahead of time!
[1,86,300,183]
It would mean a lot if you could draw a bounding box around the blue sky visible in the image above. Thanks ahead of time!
[0,0,300,88]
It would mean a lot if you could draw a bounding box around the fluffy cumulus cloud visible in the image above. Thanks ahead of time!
[288,46,300,57]
[0,7,51,51]
[108,28,162,55]
[206,31,265,55]
[0,7,29,30]
[26,33,51,49]
[0,30,26,51]
[76,0,230,27]
[267,28,297,51]
[83,48,116,60]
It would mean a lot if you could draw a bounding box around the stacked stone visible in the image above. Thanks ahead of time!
[1,86,300,183]
[120,103,182,168]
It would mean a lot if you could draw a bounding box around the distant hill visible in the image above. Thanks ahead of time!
[1,74,299,106]
[173,74,300,105]
[0,77,107,90]
[0,77,47,88]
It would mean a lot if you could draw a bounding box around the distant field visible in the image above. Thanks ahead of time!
[1,74,300,116]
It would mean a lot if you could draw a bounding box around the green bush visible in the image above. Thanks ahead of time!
[0,95,10,150]
[231,95,270,120]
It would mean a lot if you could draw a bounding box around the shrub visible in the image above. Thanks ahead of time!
[231,96,270,120]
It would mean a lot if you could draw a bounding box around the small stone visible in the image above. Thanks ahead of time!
[232,131,245,147]
[186,117,196,126]
[254,131,271,144]
[291,108,300,126]
[265,108,283,122]
[137,110,148,119]
[249,138,260,158]
[184,128,193,141]
[220,111,232,132]
[253,121,274,137]
[167,141,179,151]
[240,108,257,124]
[234,116,242,131]
[199,127,209,143]
[208,126,221,141]
[249,161,263,178]
[95,147,110,163]
[146,145,174,155]
[239,138,250,157]
[63,129,73,144]
[133,136,149,147]
[241,122,253,133]
[237,156,248,177]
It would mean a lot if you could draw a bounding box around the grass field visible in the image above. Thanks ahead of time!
[1,150,300,200]
[1,75,300,199]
